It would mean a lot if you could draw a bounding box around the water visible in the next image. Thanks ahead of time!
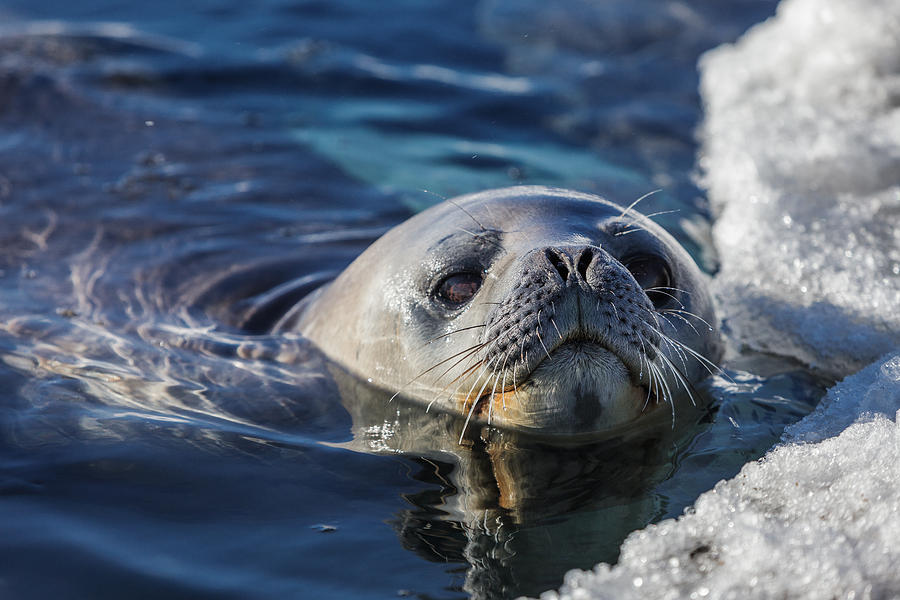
[546,0,900,595]
[0,1,829,598]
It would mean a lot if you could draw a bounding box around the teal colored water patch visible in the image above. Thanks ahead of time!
[292,124,649,209]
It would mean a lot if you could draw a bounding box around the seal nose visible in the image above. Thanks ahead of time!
[543,246,598,283]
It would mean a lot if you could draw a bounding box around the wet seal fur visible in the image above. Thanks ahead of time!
[288,186,723,438]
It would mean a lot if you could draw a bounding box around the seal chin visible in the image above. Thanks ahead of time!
[496,342,648,434]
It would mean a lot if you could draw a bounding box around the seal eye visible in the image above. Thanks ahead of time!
[623,255,672,309]
[436,272,482,307]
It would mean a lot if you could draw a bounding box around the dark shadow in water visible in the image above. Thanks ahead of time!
[327,364,713,599]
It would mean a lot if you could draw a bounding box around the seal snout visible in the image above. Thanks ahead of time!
[482,244,660,384]
[466,243,670,432]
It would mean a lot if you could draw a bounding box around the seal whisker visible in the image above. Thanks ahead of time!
[459,356,502,443]
[534,317,552,360]
[446,335,511,391]
[649,361,675,428]
[472,364,499,404]
[425,395,441,412]
[453,226,507,254]
[499,359,509,410]
[664,311,705,337]
[651,360,663,412]
[422,324,486,345]
[658,331,720,374]
[549,302,563,340]
[650,307,700,337]
[392,349,483,403]
[639,209,681,220]
[640,354,654,412]
[508,360,520,409]
[637,335,648,380]
[647,360,662,412]
[643,288,684,308]
[647,285,693,296]
[444,354,491,388]
[661,308,716,332]
[614,228,644,237]
[639,311,690,366]
[645,357,656,402]
[460,356,497,406]
[653,343,698,407]
[459,386,487,444]
[660,328,695,374]
[618,188,662,221]
[497,351,511,382]
[656,329,691,374]
[419,188,449,203]
[487,365,503,425]
[655,329,707,370]
[656,330,730,382]
[417,342,491,394]
[444,197,489,233]
[432,357,484,406]
[654,311,681,333]
[637,304,664,331]
[420,340,496,403]
[655,361,675,413]
[417,341,489,379]
[487,387,495,425]
[661,354,694,404]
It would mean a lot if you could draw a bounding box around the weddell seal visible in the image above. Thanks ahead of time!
[282,186,723,438]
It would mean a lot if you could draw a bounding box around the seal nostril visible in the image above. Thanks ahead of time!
[545,248,569,281]
[576,247,593,280]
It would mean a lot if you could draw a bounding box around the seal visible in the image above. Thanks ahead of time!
[287,186,722,437]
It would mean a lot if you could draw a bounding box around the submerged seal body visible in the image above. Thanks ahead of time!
[290,186,722,436]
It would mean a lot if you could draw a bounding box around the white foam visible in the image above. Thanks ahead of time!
[699,0,900,378]
[541,353,900,600]
[540,0,900,597]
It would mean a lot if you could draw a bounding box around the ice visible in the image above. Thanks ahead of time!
[699,0,900,378]
[541,354,900,600]
[539,0,900,597]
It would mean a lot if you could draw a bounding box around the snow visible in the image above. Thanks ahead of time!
[700,0,900,378]
[539,0,900,597]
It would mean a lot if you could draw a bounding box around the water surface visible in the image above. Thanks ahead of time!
[0,1,826,598]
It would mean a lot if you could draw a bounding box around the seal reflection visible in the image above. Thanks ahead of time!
[329,363,712,600]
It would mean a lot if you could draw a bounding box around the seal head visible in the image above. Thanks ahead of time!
[291,186,721,436]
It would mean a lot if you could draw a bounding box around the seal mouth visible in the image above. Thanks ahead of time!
[515,332,648,389]
[466,336,660,433]
[475,337,654,401]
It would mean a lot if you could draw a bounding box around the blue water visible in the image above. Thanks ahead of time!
[0,1,828,598]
